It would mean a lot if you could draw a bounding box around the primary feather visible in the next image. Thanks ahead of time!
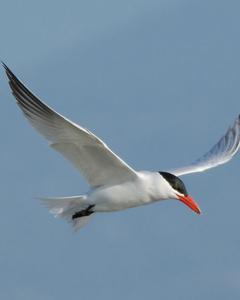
[3,63,137,188]
[168,115,240,176]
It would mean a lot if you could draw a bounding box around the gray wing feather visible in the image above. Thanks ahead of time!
[168,115,240,176]
[4,64,137,187]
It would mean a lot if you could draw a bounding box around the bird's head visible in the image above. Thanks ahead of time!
[159,172,201,214]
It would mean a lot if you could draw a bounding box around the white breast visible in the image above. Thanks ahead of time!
[88,171,174,212]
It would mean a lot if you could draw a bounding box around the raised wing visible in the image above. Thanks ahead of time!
[4,64,137,187]
[168,115,240,177]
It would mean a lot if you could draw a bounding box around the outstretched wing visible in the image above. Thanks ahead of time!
[4,64,137,187]
[168,115,240,177]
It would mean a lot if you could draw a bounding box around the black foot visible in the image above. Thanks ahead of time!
[72,205,95,220]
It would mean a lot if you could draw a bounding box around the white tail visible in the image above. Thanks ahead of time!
[40,195,94,231]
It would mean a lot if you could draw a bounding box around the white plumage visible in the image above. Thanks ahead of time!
[4,63,240,231]
[169,116,240,176]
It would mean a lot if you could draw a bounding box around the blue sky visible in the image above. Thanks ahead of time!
[1,0,240,299]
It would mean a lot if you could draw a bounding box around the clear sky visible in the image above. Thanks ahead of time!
[1,0,240,299]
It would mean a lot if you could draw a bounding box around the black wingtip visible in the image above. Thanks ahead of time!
[237,114,240,125]
[1,62,12,78]
[1,61,9,71]
[1,63,19,83]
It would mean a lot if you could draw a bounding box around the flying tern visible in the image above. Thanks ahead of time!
[3,63,240,231]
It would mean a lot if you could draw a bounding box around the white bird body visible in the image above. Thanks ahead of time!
[89,171,173,212]
[3,63,240,231]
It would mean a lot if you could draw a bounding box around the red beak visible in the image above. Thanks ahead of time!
[177,195,201,215]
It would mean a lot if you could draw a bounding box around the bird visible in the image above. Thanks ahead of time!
[3,63,240,231]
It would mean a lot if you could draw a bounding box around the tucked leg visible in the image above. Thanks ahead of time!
[72,205,95,220]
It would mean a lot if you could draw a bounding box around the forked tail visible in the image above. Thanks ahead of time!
[40,195,94,231]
